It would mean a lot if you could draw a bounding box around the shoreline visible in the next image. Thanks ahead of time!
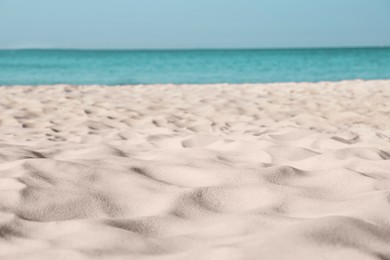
[1,78,390,88]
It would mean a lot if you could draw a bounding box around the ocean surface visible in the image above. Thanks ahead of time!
[0,48,389,85]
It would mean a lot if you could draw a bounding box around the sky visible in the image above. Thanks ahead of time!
[0,0,390,49]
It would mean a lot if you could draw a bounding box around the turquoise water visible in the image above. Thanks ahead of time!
[0,48,389,85]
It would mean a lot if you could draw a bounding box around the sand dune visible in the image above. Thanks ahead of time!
[1,80,390,259]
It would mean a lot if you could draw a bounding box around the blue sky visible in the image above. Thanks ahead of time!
[1,0,390,49]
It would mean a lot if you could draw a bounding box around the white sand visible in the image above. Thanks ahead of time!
[1,80,390,259]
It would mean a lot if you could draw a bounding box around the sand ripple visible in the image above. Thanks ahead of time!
[0,81,390,259]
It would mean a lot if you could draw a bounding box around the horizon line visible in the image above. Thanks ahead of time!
[1,45,390,52]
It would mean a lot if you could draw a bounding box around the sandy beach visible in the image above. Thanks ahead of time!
[1,80,390,259]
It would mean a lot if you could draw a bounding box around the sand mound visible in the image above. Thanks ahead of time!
[0,80,390,259]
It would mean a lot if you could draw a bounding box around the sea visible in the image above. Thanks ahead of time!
[0,48,389,85]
